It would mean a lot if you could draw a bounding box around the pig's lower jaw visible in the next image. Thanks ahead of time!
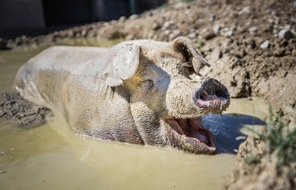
[166,117,216,154]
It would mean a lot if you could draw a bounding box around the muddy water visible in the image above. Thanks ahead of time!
[0,41,269,190]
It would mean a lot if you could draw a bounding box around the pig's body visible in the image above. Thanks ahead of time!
[15,37,230,154]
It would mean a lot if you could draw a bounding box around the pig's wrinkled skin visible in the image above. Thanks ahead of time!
[15,37,230,154]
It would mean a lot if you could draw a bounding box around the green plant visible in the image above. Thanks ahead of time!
[264,106,296,166]
[244,105,296,167]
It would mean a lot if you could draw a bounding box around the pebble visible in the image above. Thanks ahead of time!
[119,16,126,22]
[129,14,139,20]
[172,29,181,36]
[188,32,197,39]
[278,29,294,40]
[152,22,159,30]
[169,30,181,40]
[213,24,221,34]
[238,6,251,15]
[164,30,170,36]
[220,28,233,37]
[225,30,233,37]
[162,21,173,31]
[0,169,5,174]
[249,26,258,35]
[260,40,270,49]
[209,14,216,22]
[203,30,216,40]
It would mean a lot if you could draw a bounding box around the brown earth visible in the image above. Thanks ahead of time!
[1,0,295,113]
[225,112,296,190]
[0,92,51,128]
[0,0,295,189]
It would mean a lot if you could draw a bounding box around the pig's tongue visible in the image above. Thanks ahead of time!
[188,118,209,144]
[167,117,210,144]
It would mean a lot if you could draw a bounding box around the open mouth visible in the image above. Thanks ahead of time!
[164,78,229,154]
[166,117,216,152]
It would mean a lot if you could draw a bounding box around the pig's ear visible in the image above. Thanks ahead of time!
[103,44,140,87]
[171,36,210,75]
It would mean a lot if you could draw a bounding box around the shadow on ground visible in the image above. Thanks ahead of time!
[202,113,266,154]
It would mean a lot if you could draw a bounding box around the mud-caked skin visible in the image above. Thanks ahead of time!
[15,37,230,154]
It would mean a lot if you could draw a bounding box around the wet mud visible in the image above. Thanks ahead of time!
[0,92,51,128]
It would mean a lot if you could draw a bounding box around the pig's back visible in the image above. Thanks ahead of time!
[14,46,109,107]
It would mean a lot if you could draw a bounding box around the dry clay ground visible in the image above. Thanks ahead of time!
[2,0,295,113]
[0,0,296,189]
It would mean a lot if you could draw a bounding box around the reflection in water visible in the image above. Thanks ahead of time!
[0,42,269,190]
[203,114,266,154]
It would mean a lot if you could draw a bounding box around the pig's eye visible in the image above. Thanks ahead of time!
[140,79,154,89]
[145,79,154,88]
[184,66,195,78]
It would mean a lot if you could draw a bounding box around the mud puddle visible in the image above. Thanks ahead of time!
[0,43,269,190]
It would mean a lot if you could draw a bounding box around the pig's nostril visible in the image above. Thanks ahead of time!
[199,91,208,100]
[215,90,228,99]
[215,90,222,97]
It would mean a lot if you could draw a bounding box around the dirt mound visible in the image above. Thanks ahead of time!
[226,109,296,189]
[0,92,51,128]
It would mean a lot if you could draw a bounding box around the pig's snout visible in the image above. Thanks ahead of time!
[193,78,230,112]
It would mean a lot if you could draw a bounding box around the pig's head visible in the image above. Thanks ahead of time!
[102,37,230,154]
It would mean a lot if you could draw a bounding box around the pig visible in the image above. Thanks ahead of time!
[14,37,230,154]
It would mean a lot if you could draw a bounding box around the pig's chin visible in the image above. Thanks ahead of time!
[166,117,216,152]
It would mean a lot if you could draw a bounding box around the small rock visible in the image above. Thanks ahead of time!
[169,30,181,40]
[0,152,4,156]
[203,31,216,40]
[278,29,294,40]
[213,24,221,34]
[221,28,233,37]
[173,2,185,9]
[225,30,233,37]
[260,40,270,49]
[164,30,170,36]
[188,32,197,39]
[119,16,126,22]
[162,21,173,31]
[248,26,258,35]
[246,38,256,49]
[0,169,5,174]
[234,48,247,58]
[209,14,216,22]
[152,22,160,30]
[284,25,291,30]
[276,70,287,78]
[129,14,139,20]
[146,12,153,17]
[238,6,251,15]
